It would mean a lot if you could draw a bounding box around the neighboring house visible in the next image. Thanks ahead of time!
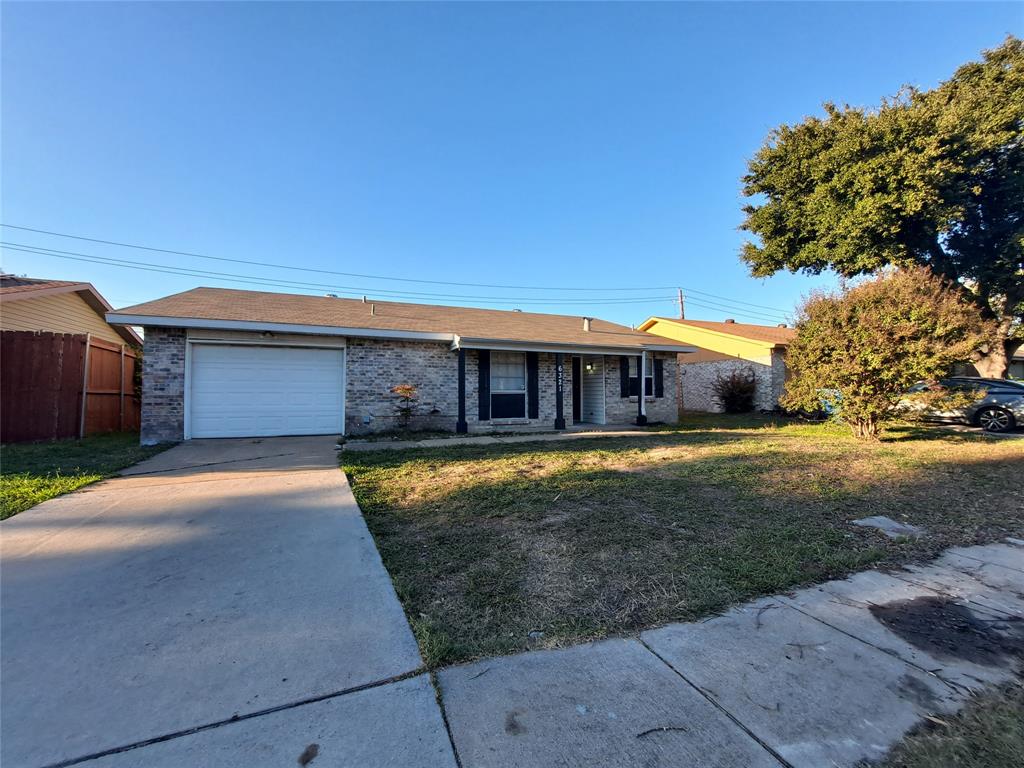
[0,275,141,346]
[638,317,795,412]
[1,275,143,442]
[1012,344,1024,380]
[106,287,695,444]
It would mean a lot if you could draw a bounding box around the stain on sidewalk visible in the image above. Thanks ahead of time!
[871,595,1024,667]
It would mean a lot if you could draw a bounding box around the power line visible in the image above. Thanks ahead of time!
[1,244,678,308]
[0,222,791,313]
[2,240,792,322]
[2,242,675,304]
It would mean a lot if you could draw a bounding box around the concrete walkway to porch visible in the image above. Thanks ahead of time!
[342,424,663,452]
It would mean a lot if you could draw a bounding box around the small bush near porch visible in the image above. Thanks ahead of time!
[343,416,1024,667]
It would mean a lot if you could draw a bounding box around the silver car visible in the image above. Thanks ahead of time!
[907,377,1024,433]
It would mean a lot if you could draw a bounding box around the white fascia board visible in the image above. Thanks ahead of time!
[105,314,454,342]
[643,344,699,353]
[451,336,694,356]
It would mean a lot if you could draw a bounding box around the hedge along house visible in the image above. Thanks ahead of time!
[637,317,795,412]
[106,288,695,444]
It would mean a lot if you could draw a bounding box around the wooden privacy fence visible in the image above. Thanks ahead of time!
[1,330,140,443]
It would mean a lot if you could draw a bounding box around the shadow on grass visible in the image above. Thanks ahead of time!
[344,426,1024,666]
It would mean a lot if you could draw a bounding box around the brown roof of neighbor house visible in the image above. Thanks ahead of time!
[645,317,796,346]
[0,274,142,346]
[0,276,86,295]
[109,287,693,352]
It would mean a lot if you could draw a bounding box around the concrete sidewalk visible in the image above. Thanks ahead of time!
[437,540,1024,768]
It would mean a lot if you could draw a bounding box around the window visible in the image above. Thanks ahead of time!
[628,357,654,397]
[491,351,527,418]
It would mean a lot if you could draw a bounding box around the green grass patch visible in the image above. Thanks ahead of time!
[343,417,1024,666]
[873,682,1024,768]
[1,433,169,520]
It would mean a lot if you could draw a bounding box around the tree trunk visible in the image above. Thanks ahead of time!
[850,417,880,439]
[972,311,1015,378]
[973,342,1009,378]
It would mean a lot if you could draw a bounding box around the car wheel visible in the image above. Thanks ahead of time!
[976,407,1015,433]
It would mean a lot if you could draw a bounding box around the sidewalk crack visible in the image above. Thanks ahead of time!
[637,636,794,768]
[41,666,426,768]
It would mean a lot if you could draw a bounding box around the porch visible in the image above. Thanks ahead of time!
[452,344,678,434]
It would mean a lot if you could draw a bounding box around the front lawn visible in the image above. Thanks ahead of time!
[1,433,168,520]
[343,418,1024,666]
[875,681,1024,768]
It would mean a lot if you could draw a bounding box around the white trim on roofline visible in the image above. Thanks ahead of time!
[452,336,696,356]
[105,314,455,342]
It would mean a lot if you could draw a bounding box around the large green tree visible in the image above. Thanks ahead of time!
[741,37,1023,376]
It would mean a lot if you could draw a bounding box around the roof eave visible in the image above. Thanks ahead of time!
[105,313,455,343]
[452,335,696,355]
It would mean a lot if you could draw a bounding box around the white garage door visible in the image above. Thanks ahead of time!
[190,344,345,438]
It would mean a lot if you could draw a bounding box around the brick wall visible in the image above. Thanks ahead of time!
[140,327,186,445]
[344,339,463,434]
[603,354,679,425]
[678,354,786,413]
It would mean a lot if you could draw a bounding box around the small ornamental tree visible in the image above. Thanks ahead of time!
[390,383,419,431]
[781,267,994,438]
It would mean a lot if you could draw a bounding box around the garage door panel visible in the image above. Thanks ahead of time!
[190,344,344,438]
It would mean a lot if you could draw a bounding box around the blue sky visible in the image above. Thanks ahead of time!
[2,2,1020,327]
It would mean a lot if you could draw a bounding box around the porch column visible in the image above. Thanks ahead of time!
[456,348,468,433]
[636,351,648,426]
[554,353,566,430]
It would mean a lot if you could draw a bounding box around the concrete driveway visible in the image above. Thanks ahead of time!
[1,436,456,768]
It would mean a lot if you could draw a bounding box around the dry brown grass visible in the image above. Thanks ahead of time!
[343,417,1024,666]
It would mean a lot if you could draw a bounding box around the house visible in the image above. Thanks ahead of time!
[1,275,143,442]
[1012,344,1024,380]
[638,317,795,412]
[105,287,696,444]
[1,275,141,346]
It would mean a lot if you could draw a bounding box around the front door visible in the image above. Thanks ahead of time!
[579,355,606,424]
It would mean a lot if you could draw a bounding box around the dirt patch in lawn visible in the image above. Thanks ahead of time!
[344,422,1024,666]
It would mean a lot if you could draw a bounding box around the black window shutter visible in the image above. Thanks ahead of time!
[619,356,630,398]
[654,357,664,398]
[478,350,490,421]
[526,352,539,419]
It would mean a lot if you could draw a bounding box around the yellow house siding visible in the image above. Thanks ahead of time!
[642,318,775,365]
[1,292,125,345]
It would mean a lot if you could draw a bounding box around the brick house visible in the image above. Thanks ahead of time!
[637,317,795,412]
[106,288,695,444]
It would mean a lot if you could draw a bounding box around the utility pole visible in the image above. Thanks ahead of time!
[677,288,685,319]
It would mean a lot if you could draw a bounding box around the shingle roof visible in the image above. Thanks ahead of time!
[646,317,796,346]
[0,276,87,295]
[111,287,692,352]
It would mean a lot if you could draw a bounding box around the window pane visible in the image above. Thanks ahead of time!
[492,393,526,418]
[491,352,525,391]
